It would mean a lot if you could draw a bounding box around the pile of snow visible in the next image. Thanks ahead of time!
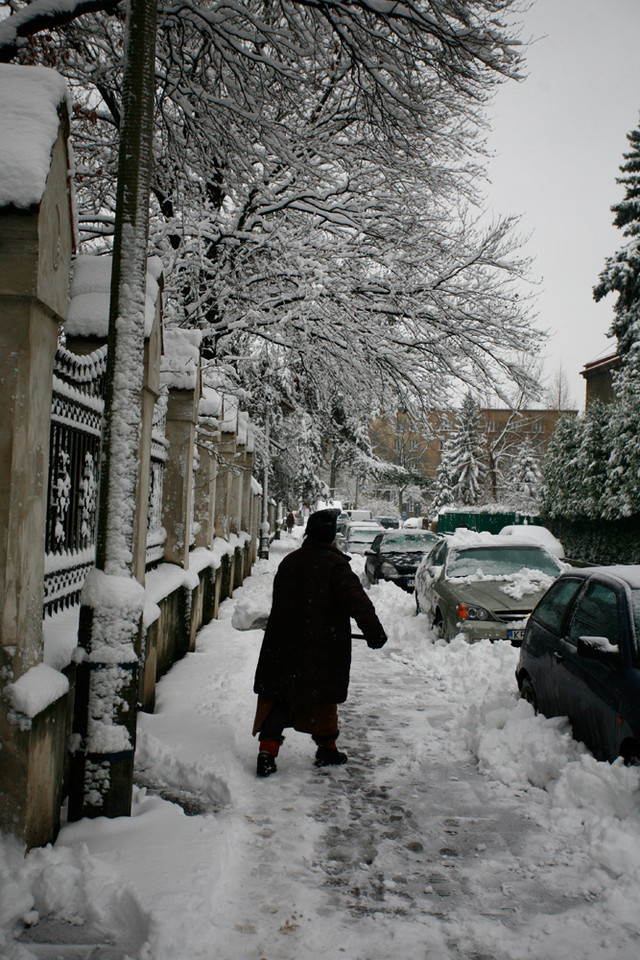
[160,329,202,391]
[4,664,69,722]
[449,567,556,598]
[0,65,69,209]
[198,386,223,419]
[0,834,150,960]
[67,256,163,340]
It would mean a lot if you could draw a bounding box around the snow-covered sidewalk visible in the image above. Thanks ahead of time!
[3,533,640,960]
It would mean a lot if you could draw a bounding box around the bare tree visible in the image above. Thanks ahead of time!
[544,363,574,411]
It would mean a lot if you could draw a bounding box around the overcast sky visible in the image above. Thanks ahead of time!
[485,0,640,409]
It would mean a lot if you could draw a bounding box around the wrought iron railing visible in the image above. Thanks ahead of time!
[44,346,107,615]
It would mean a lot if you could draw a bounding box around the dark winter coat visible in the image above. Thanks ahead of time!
[253,538,387,705]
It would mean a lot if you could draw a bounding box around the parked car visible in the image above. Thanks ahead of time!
[402,517,423,529]
[515,566,640,763]
[498,524,565,559]
[364,529,439,592]
[415,531,565,642]
[344,509,373,521]
[338,521,383,555]
[374,516,401,530]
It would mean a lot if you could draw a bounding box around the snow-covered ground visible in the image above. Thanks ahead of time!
[2,531,640,960]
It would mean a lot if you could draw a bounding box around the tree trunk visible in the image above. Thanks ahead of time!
[69,0,158,822]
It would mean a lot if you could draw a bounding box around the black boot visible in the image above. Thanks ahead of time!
[257,751,278,777]
[315,745,348,767]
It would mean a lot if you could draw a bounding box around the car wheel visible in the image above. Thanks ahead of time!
[520,678,538,713]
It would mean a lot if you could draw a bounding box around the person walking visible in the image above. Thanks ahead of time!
[252,508,387,777]
[285,511,295,534]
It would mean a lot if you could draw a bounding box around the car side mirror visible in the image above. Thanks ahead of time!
[577,635,619,666]
[364,549,375,556]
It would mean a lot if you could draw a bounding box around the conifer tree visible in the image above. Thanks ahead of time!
[601,364,640,518]
[505,437,541,512]
[593,116,640,518]
[432,437,457,513]
[448,393,487,506]
[576,400,612,518]
[539,414,584,518]
[594,117,640,355]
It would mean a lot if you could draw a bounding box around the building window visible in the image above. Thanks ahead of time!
[409,438,419,452]
[393,438,402,453]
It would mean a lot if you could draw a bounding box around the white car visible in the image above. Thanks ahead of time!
[498,524,565,559]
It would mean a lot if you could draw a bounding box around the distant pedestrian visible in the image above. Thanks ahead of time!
[285,511,295,534]
[252,508,387,776]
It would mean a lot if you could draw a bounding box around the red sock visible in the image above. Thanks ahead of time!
[259,739,280,757]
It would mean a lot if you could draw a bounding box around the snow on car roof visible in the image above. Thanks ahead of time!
[580,565,640,590]
[446,529,550,550]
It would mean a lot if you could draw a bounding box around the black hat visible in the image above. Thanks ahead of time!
[305,509,338,543]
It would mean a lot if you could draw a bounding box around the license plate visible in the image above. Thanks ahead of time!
[407,578,415,587]
[508,628,525,643]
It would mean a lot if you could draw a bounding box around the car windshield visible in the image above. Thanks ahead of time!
[349,529,381,544]
[446,545,562,579]
[380,533,437,554]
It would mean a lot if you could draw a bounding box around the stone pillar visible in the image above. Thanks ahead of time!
[132,294,162,582]
[194,386,222,549]
[160,329,202,568]
[0,70,74,847]
[228,444,244,538]
[194,417,219,549]
[241,449,255,534]
[214,432,237,541]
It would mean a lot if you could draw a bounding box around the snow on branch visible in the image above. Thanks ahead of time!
[0,0,121,63]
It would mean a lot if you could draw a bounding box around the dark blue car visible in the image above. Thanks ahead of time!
[515,566,640,763]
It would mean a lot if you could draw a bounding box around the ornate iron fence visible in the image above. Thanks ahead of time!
[44,345,107,615]
[146,392,168,568]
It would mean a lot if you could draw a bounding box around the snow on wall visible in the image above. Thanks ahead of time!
[0,64,70,209]
[199,385,223,418]
[160,328,202,391]
[66,255,161,339]
[5,663,69,723]
[220,395,239,434]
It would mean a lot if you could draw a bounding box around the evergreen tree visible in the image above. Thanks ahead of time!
[576,400,612,518]
[539,414,584,518]
[432,437,457,513]
[594,118,640,355]
[505,437,542,512]
[601,357,640,518]
[448,393,487,506]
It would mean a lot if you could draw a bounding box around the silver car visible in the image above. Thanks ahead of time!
[338,521,384,555]
[415,533,566,642]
